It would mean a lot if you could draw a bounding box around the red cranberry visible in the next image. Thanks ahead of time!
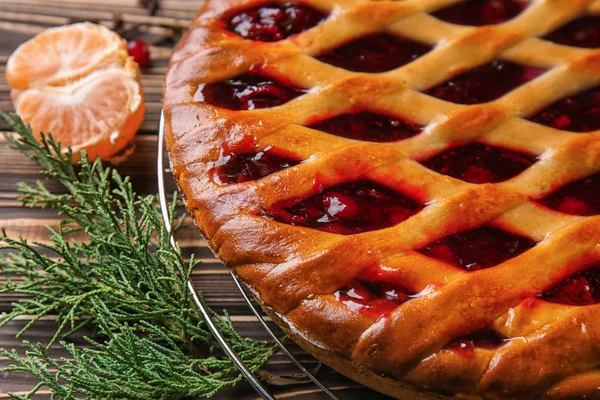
[418,227,536,271]
[268,181,423,235]
[544,16,600,49]
[422,143,536,184]
[310,111,422,142]
[446,331,506,357]
[227,3,327,42]
[425,60,545,104]
[335,279,413,319]
[432,0,526,26]
[321,192,361,219]
[542,265,600,306]
[528,87,600,133]
[316,34,431,73]
[127,39,150,67]
[212,150,299,184]
[538,173,599,216]
[197,74,307,110]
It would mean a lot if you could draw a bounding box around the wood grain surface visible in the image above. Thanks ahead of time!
[0,0,391,398]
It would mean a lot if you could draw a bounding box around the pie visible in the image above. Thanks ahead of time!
[163,0,600,398]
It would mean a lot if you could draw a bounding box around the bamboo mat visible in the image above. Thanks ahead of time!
[0,0,391,399]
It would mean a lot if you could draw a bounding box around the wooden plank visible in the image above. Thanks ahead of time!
[0,134,168,197]
[0,12,70,26]
[0,3,115,20]
[0,0,146,12]
[0,317,387,399]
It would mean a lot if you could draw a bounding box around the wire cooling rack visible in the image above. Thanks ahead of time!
[156,111,340,400]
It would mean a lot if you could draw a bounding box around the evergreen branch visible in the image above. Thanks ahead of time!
[0,113,275,399]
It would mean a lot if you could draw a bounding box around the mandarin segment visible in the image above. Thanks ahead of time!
[6,23,127,90]
[6,23,145,161]
[12,64,144,161]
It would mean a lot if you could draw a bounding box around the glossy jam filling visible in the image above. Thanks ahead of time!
[335,279,413,319]
[527,87,600,132]
[544,16,600,49]
[316,34,432,73]
[226,3,327,42]
[542,265,600,306]
[425,60,545,104]
[432,0,526,26]
[538,173,600,216]
[446,331,506,357]
[309,112,423,142]
[418,227,536,271]
[197,74,307,110]
[212,150,299,184]
[422,143,536,184]
[268,181,423,234]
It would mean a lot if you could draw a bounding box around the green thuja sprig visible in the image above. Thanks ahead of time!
[0,113,275,399]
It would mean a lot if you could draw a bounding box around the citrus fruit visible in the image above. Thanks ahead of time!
[6,23,145,161]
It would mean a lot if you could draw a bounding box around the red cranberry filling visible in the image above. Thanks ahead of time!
[211,150,299,184]
[268,181,423,234]
[197,74,307,110]
[538,173,600,216]
[335,279,413,319]
[446,331,506,357]
[316,34,432,73]
[309,112,423,142]
[542,265,600,306]
[422,143,536,184]
[544,16,600,49]
[425,60,545,104]
[527,87,600,132]
[226,3,327,42]
[432,0,526,26]
[418,227,536,271]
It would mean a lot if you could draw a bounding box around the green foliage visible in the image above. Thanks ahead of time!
[0,113,275,399]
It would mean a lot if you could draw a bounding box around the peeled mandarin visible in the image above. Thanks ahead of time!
[6,22,145,161]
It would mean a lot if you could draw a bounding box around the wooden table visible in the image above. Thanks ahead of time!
[0,1,391,399]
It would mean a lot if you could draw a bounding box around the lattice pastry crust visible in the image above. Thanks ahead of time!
[164,0,600,398]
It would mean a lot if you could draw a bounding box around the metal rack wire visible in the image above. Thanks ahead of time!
[156,111,340,400]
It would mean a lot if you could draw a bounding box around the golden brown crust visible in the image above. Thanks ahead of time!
[164,1,600,399]
[262,300,450,400]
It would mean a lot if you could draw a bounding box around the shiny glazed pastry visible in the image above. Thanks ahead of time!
[163,0,600,398]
